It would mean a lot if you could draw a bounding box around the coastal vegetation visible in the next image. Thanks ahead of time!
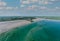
[0,16,60,22]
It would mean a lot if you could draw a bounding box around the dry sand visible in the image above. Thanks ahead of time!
[0,20,30,33]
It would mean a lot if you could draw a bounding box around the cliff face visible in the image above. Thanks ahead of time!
[0,20,60,41]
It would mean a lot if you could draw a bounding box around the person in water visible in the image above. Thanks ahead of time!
[0,20,60,41]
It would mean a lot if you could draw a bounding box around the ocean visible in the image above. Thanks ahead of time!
[0,20,60,41]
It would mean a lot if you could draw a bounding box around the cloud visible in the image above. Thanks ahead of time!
[20,0,60,12]
[50,0,57,1]
[26,5,39,10]
[55,7,60,9]
[0,1,19,10]
[0,1,6,9]
[0,7,18,10]
[0,7,3,9]
[39,0,47,4]
[20,0,54,7]
[26,6,60,12]
[40,6,47,10]
[38,0,54,4]
[21,0,38,4]
[20,4,25,7]
[6,7,17,10]
[43,7,60,12]
[51,0,55,1]
[26,6,48,11]
[21,0,30,4]
[30,5,38,8]
[0,2,6,6]
[20,0,54,10]
[30,0,38,2]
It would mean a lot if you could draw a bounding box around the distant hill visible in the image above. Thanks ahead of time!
[0,16,36,22]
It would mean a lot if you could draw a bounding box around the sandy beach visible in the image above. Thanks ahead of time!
[0,20,30,33]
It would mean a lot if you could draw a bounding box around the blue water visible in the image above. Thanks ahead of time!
[0,20,60,41]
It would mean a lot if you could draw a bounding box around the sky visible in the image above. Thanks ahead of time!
[0,0,60,16]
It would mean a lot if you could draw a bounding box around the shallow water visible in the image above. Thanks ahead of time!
[0,20,60,41]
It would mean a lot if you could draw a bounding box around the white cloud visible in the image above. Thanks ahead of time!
[39,0,53,4]
[21,1,30,4]
[6,7,13,10]
[21,0,38,4]
[21,0,39,4]
[30,0,38,2]
[6,7,18,10]
[20,4,25,7]
[0,2,6,6]
[0,7,18,10]
[44,7,60,12]
[40,6,47,10]
[44,1,49,4]
[26,5,48,11]
[50,0,57,1]
[51,0,55,1]
[0,1,7,9]
[5,7,18,10]
[0,1,18,10]
[26,5,39,10]
[31,5,38,8]
[55,7,60,9]
[20,0,60,11]
[27,6,60,11]
[21,0,54,5]
[0,7,4,9]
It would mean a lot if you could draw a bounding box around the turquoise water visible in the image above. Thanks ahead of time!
[0,20,60,41]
